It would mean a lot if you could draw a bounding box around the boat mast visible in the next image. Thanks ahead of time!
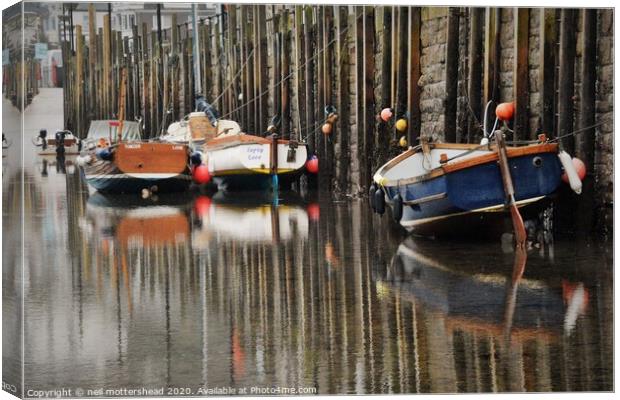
[117,68,127,142]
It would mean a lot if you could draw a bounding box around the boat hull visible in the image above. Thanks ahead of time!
[80,142,192,194]
[383,151,562,234]
[205,134,308,191]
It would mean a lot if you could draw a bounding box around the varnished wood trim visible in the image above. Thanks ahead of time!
[382,143,558,187]
[442,143,558,173]
[206,134,303,151]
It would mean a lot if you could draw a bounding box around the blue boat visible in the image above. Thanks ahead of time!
[372,138,564,236]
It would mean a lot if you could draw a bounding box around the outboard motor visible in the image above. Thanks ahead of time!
[55,130,66,156]
[39,129,48,150]
[195,94,219,126]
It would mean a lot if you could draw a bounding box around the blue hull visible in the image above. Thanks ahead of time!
[385,152,562,233]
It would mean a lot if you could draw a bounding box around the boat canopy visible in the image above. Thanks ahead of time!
[86,120,141,141]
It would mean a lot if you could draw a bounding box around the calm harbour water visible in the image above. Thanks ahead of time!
[2,92,614,395]
[1,156,613,395]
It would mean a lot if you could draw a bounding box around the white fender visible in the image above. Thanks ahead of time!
[76,155,92,166]
[558,150,582,194]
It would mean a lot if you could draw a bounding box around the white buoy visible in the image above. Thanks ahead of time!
[480,137,489,146]
[558,150,582,194]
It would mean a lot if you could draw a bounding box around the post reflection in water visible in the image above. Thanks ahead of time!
[16,164,613,394]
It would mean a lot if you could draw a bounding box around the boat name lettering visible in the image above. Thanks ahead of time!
[247,147,264,161]
[125,144,141,149]
[173,145,184,150]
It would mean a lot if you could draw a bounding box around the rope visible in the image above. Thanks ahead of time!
[442,118,612,164]
[219,12,362,121]
[547,119,612,143]
[211,47,255,106]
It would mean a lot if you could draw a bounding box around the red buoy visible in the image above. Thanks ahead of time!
[306,156,319,174]
[496,102,515,121]
[192,164,211,184]
[194,195,212,218]
[561,157,587,183]
[307,203,320,221]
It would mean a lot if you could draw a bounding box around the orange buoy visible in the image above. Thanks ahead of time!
[395,118,408,132]
[496,102,515,121]
[380,108,393,122]
[321,122,332,135]
[306,156,319,174]
[192,164,211,184]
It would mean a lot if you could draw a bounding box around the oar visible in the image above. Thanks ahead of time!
[502,246,528,341]
[495,131,527,247]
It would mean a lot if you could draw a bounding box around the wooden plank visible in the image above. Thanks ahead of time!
[558,8,576,153]
[407,7,421,146]
[467,7,483,143]
[539,8,557,136]
[444,7,459,142]
[513,8,530,140]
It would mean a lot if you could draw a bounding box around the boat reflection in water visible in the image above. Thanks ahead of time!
[376,237,595,392]
[192,191,310,248]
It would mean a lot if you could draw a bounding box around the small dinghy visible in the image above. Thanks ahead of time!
[33,129,81,156]
[371,103,583,236]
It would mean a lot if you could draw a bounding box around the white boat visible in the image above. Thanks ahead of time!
[163,91,309,191]
[33,129,80,156]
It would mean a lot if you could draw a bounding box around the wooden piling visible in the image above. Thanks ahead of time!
[558,9,576,153]
[483,8,501,110]
[407,7,421,146]
[444,7,459,142]
[513,8,530,140]
[467,7,483,143]
[539,8,557,136]
[103,14,111,118]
